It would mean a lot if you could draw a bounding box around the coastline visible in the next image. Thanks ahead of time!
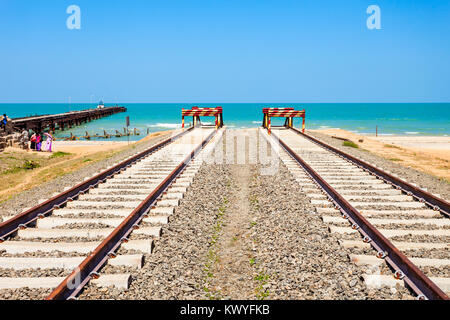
[2,103,449,139]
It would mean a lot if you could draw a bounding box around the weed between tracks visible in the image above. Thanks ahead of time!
[254,272,270,300]
[247,172,271,300]
[202,196,229,300]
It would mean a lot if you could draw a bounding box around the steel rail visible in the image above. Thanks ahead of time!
[265,128,448,300]
[290,127,450,218]
[0,127,194,242]
[47,128,218,300]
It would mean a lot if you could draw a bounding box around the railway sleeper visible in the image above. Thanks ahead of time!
[0,274,132,290]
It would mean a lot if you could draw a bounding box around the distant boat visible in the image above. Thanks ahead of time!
[97,100,105,109]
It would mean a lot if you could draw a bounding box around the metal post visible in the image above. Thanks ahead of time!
[302,116,305,133]
[126,116,130,145]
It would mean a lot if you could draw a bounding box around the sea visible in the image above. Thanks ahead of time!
[1,103,449,141]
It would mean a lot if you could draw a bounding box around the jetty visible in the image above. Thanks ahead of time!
[11,106,126,132]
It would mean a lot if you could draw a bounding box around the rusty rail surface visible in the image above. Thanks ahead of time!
[47,128,218,300]
[0,128,194,242]
[265,128,448,300]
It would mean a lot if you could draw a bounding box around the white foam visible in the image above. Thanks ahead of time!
[405,132,419,135]
[147,123,181,129]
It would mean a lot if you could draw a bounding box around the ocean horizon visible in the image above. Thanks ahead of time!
[1,103,449,141]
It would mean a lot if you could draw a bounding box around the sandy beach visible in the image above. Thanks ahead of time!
[312,128,450,181]
[51,130,174,157]
[52,140,130,156]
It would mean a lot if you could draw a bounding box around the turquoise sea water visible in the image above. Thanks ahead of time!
[1,103,449,141]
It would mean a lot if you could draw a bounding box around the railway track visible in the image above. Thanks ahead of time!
[0,126,223,300]
[262,127,450,300]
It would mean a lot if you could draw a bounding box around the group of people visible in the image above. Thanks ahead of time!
[30,131,54,152]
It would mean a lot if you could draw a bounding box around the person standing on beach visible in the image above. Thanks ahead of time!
[21,129,29,151]
[35,133,42,151]
[0,114,7,130]
[42,132,54,152]
[30,132,36,150]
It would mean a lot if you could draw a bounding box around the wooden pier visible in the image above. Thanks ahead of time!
[11,106,126,132]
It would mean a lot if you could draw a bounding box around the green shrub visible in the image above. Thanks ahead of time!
[342,141,359,148]
[50,151,71,159]
[23,160,40,170]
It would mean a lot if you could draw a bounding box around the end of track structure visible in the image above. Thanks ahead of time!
[263,127,448,300]
[181,106,224,129]
[262,107,305,135]
[46,127,219,300]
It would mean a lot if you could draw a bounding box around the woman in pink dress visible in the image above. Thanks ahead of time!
[35,133,42,151]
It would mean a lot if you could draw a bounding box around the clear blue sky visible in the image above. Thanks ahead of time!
[0,0,449,103]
